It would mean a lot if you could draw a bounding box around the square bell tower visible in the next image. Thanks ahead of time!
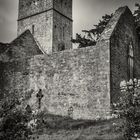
[18,0,73,54]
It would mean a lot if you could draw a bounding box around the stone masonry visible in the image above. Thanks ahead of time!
[17,0,72,54]
[0,4,140,120]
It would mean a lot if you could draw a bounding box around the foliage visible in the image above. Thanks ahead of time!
[0,94,38,140]
[0,109,32,140]
[71,33,96,48]
[72,2,140,48]
[114,79,140,140]
[82,14,113,40]
[72,14,113,48]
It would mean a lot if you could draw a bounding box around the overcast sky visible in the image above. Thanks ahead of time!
[0,0,139,43]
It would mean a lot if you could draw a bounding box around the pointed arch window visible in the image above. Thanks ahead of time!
[128,41,134,79]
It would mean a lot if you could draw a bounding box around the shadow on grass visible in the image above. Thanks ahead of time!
[33,113,125,140]
[36,113,124,130]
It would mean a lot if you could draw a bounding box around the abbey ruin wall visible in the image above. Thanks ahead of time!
[110,7,140,103]
[1,6,140,120]
[18,11,53,54]
[0,42,110,120]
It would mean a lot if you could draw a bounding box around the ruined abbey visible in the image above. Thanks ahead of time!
[0,0,140,120]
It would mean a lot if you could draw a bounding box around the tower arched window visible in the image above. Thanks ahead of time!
[32,25,35,35]
[60,0,63,7]
[128,41,134,79]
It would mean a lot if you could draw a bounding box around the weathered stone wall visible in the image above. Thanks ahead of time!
[18,0,53,20]
[0,43,9,54]
[0,60,30,98]
[53,10,72,52]
[110,7,140,103]
[53,0,72,19]
[11,30,42,59]
[135,34,140,78]
[18,0,72,20]
[53,0,72,52]
[18,0,72,54]
[1,44,110,120]
[1,6,139,120]
[0,30,42,62]
[18,11,53,54]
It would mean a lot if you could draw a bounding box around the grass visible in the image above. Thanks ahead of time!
[32,113,125,140]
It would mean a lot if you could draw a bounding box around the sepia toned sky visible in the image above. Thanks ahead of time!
[0,0,139,43]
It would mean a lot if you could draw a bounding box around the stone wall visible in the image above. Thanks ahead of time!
[53,0,72,19]
[18,0,53,20]
[110,7,140,103]
[0,58,33,100]
[11,30,42,59]
[0,30,42,62]
[1,6,139,120]
[0,44,110,120]
[0,43,9,54]
[18,0,72,54]
[18,11,53,54]
[53,10,72,52]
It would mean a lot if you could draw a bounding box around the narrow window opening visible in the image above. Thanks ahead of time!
[32,25,35,35]
[128,41,134,79]
[61,0,63,7]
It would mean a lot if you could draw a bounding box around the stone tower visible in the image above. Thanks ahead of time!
[17,0,73,54]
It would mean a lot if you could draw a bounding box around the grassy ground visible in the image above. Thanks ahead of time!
[32,114,125,140]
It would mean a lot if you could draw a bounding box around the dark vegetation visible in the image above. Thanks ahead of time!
[0,99,125,140]
[33,113,125,140]
[114,79,140,140]
[0,95,32,140]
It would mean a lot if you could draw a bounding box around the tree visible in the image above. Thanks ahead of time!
[72,14,113,48]
[71,33,96,48]
[0,93,37,140]
[114,79,140,140]
[82,14,113,40]
[72,2,140,48]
